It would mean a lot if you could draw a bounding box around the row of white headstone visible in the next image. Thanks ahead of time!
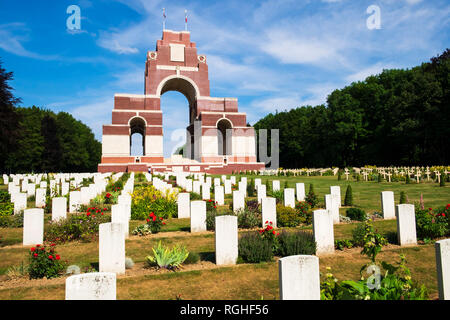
[65,234,450,300]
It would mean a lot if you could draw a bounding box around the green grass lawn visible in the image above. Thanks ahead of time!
[0,174,447,300]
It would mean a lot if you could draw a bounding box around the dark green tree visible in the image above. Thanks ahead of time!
[344,185,353,206]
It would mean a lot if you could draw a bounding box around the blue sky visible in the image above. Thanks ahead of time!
[0,0,449,157]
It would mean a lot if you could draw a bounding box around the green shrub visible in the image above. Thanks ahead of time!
[344,185,353,206]
[132,223,152,236]
[334,239,354,250]
[28,244,65,279]
[245,199,260,213]
[352,222,367,246]
[321,255,428,300]
[399,191,407,204]
[131,185,177,219]
[0,202,14,217]
[238,232,273,263]
[305,184,318,207]
[0,211,23,228]
[276,204,302,227]
[346,208,366,221]
[45,208,110,243]
[184,252,200,265]
[0,190,11,203]
[295,201,312,224]
[440,171,446,187]
[146,241,189,270]
[190,192,202,200]
[277,230,316,256]
[270,190,284,204]
[236,208,260,229]
[247,179,255,197]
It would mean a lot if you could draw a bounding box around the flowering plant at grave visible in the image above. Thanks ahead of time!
[44,207,110,244]
[259,221,280,253]
[295,201,313,224]
[415,205,450,240]
[28,243,65,279]
[206,199,218,213]
[145,212,166,234]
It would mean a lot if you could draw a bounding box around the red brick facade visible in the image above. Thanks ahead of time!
[99,30,264,173]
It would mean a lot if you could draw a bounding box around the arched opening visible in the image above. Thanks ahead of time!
[159,76,198,160]
[129,117,146,156]
[217,118,232,156]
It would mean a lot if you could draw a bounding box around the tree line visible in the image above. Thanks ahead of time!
[254,49,450,168]
[0,60,101,173]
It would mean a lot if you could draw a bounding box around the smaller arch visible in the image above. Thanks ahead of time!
[129,117,146,157]
[217,118,233,156]
[215,117,233,128]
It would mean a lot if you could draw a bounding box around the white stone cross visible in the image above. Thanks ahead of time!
[362,171,369,181]
[415,172,421,184]
[386,173,392,183]
[436,171,441,183]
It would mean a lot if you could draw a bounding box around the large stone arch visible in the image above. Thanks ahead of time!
[156,75,199,123]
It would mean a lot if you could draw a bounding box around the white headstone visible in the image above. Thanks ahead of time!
[313,209,334,255]
[284,188,295,208]
[99,223,125,274]
[262,197,277,228]
[435,239,450,300]
[238,181,247,195]
[272,180,280,192]
[325,194,340,224]
[177,193,190,218]
[111,204,129,238]
[381,191,395,219]
[257,184,266,204]
[69,191,81,213]
[66,272,116,300]
[27,183,36,198]
[330,186,341,207]
[278,255,320,300]
[190,201,207,233]
[224,180,232,194]
[395,204,417,246]
[52,197,67,221]
[193,180,201,194]
[35,188,46,208]
[14,192,27,214]
[215,215,238,265]
[201,183,210,200]
[295,183,305,201]
[232,190,245,213]
[23,208,44,246]
[214,185,225,206]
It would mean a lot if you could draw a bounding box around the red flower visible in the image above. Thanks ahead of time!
[33,253,38,257]
[41,247,45,251]
[48,255,53,260]
[31,247,36,252]
[101,212,104,215]
[87,212,91,216]
[36,244,41,247]
[146,218,150,222]
[51,243,55,246]
[272,230,276,235]
[152,216,156,222]
[55,255,60,260]
[103,208,107,211]
[162,222,166,225]
[442,214,446,217]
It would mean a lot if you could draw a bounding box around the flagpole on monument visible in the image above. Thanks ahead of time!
[162,8,166,30]
[185,9,188,31]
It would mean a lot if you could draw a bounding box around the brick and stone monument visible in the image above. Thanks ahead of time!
[98,30,264,174]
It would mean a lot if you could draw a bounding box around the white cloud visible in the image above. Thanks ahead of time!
[345,63,396,83]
